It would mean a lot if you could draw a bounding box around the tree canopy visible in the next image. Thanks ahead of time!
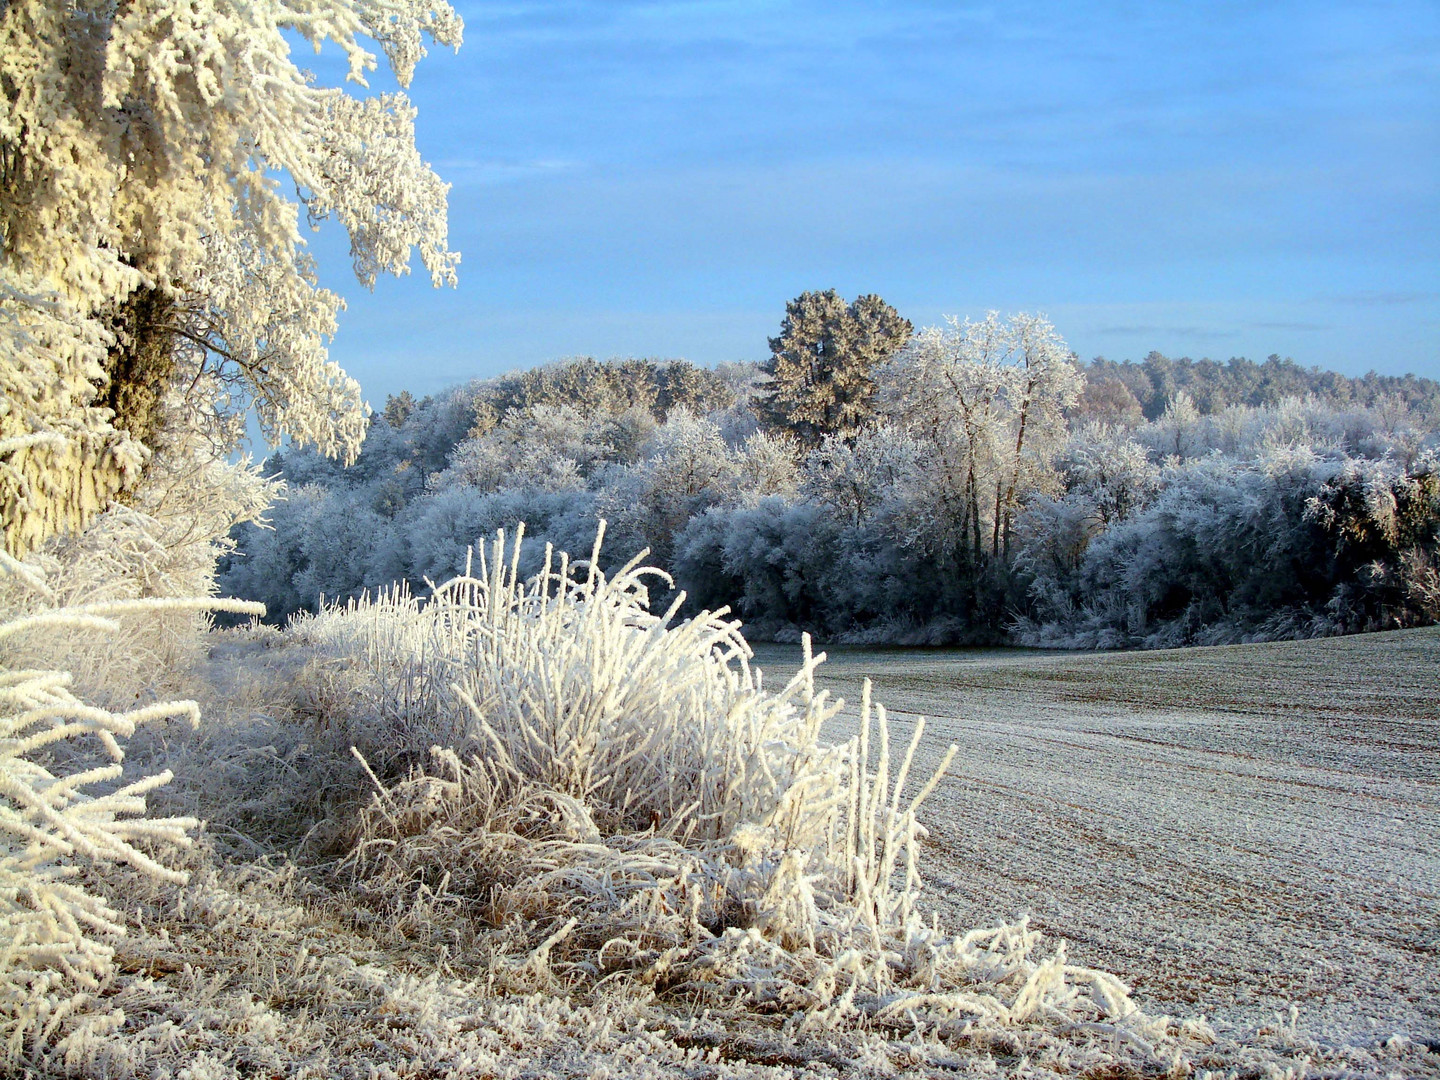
[0,0,461,555]
[760,290,911,447]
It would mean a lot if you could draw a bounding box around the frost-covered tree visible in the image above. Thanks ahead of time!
[440,405,598,494]
[435,403,654,494]
[1081,352,1440,423]
[992,314,1085,554]
[760,290,912,448]
[800,426,917,529]
[1013,425,1159,627]
[1055,423,1160,530]
[485,357,732,423]
[1141,391,1204,461]
[879,312,1083,564]
[598,411,736,568]
[732,429,800,505]
[1073,370,1145,427]
[0,0,462,555]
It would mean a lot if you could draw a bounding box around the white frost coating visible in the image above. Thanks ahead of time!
[877,311,1083,558]
[0,562,263,1059]
[4,541,1424,1075]
[2,0,461,302]
[0,280,148,554]
[0,415,279,705]
[298,525,1167,1050]
[0,0,461,528]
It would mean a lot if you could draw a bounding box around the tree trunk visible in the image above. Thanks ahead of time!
[101,284,178,449]
[1000,378,1036,563]
[967,465,983,562]
[992,477,1003,556]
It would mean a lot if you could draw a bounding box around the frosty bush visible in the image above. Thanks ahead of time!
[1015,451,1440,647]
[292,525,1166,1046]
[1,424,278,707]
[0,564,262,1061]
[674,497,848,639]
[295,523,833,829]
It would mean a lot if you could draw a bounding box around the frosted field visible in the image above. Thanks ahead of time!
[751,627,1440,1049]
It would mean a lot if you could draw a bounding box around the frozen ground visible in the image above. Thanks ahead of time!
[25,614,1438,1077]
[751,627,1440,1050]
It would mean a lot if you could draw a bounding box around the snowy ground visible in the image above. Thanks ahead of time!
[751,627,1440,1050]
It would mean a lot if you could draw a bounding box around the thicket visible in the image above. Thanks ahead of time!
[223,326,1440,649]
[1016,451,1440,648]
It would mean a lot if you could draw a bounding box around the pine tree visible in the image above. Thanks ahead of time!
[760,290,911,448]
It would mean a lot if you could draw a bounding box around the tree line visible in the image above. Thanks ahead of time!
[220,291,1440,647]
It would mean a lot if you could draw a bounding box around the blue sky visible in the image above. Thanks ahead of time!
[306,0,1439,405]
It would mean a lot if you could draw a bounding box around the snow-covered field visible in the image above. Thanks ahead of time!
[752,627,1440,1050]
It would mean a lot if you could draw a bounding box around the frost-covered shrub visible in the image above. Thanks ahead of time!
[218,483,332,624]
[1306,455,1440,629]
[403,486,600,588]
[597,410,737,569]
[675,498,847,639]
[220,482,408,623]
[675,495,1011,645]
[296,524,808,822]
[0,564,262,1061]
[1021,455,1334,647]
[3,427,277,704]
[1016,451,1440,647]
[293,526,1159,1042]
[1012,426,1160,628]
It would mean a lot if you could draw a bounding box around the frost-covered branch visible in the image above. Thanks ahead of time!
[0,0,461,554]
[0,560,263,1059]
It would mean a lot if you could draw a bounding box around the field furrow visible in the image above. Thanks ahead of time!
[751,627,1440,1046]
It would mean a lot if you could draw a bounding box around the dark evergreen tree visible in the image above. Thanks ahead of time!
[382,390,417,428]
[760,290,912,447]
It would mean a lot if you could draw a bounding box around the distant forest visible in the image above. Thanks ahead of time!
[1080,351,1440,423]
[222,298,1440,648]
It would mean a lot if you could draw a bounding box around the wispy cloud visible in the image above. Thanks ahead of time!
[1095,326,1242,341]
[433,158,583,186]
[1319,291,1437,307]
